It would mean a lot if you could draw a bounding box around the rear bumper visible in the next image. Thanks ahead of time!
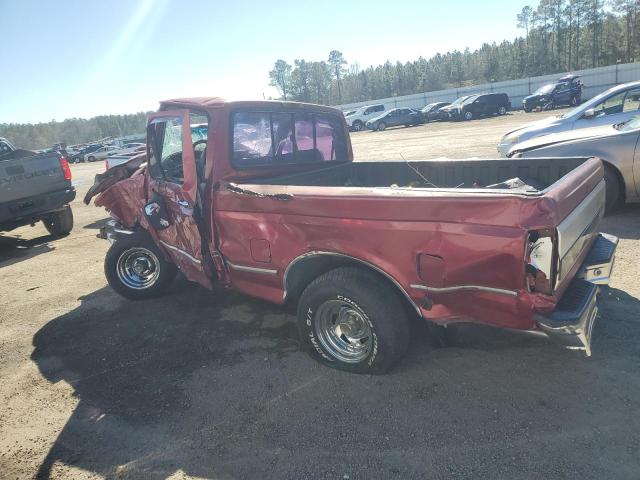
[534,233,618,356]
[0,188,76,231]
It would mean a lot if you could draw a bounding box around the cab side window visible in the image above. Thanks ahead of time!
[232,111,348,167]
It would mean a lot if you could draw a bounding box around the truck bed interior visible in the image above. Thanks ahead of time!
[250,157,590,193]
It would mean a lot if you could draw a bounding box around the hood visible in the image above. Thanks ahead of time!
[503,115,563,138]
[84,152,147,205]
[524,94,545,102]
[509,124,615,155]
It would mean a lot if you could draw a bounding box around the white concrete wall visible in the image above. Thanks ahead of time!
[337,62,640,112]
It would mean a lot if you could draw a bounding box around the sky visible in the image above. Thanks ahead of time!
[0,0,531,124]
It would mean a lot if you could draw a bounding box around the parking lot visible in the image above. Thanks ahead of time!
[1,109,640,479]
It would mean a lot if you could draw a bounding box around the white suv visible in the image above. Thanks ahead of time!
[345,104,386,131]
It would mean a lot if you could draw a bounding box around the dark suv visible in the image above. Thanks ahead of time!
[448,93,511,121]
[523,75,584,112]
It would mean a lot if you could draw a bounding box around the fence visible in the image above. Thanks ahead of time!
[337,62,640,113]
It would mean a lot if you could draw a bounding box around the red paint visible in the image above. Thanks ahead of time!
[91,98,605,333]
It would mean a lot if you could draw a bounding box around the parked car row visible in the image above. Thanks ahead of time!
[60,142,145,163]
[344,93,512,132]
[343,74,589,133]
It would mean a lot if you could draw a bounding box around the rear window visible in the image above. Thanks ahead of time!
[232,111,348,168]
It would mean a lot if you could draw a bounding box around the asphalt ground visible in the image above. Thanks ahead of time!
[1,109,639,479]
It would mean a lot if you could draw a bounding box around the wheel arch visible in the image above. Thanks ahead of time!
[283,251,421,317]
[601,159,626,203]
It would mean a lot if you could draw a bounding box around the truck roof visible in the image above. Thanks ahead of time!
[160,97,343,115]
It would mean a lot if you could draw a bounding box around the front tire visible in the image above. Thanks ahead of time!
[105,232,178,300]
[297,267,410,374]
[498,106,507,115]
[604,165,622,213]
[463,111,473,121]
[42,205,73,237]
[88,155,96,162]
[352,120,363,132]
[377,122,387,131]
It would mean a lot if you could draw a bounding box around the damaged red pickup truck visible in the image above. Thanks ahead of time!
[86,98,618,374]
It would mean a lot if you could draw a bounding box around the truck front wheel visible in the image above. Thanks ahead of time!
[105,232,177,300]
[297,267,410,374]
[42,205,73,237]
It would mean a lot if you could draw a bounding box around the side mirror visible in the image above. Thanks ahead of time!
[583,108,596,119]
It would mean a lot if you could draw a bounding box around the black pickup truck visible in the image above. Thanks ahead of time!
[0,137,75,235]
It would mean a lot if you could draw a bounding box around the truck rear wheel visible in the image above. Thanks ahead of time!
[42,205,73,237]
[297,267,410,374]
[105,232,177,300]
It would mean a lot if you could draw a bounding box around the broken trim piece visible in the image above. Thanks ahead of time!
[410,283,518,297]
[226,183,293,201]
[283,251,422,316]
[226,260,278,275]
[159,240,202,264]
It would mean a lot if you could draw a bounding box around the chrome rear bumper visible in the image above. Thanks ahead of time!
[535,233,618,356]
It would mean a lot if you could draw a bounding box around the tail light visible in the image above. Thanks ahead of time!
[59,157,72,180]
[525,230,556,295]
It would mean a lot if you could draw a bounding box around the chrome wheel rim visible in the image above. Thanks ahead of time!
[116,247,160,290]
[315,300,373,363]
[353,122,362,131]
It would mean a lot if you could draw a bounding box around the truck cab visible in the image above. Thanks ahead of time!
[89,98,617,374]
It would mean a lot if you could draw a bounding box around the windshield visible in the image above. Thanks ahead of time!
[560,87,626,119]
[616,115,640,132]
[534,84,555,95]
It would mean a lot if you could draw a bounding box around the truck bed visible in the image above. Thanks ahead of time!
[251,157,589,193]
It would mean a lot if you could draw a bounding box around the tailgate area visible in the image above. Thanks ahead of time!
[0,152,68,204]
[536,233,618,356]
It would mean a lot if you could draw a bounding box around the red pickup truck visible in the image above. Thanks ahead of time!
[87,98,617,374]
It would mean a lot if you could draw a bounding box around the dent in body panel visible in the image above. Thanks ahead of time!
[214,201,535,329]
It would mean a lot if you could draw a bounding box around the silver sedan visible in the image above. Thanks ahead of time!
[509,116,640,211]
[498,81,640,156]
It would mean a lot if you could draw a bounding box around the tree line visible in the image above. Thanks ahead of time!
[3,0,637,149]
[0,113,150,150]
[269,0,639,105]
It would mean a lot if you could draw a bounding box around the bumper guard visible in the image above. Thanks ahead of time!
[535,233,618,356]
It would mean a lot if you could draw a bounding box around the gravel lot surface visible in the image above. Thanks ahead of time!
[1,110,639,479]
